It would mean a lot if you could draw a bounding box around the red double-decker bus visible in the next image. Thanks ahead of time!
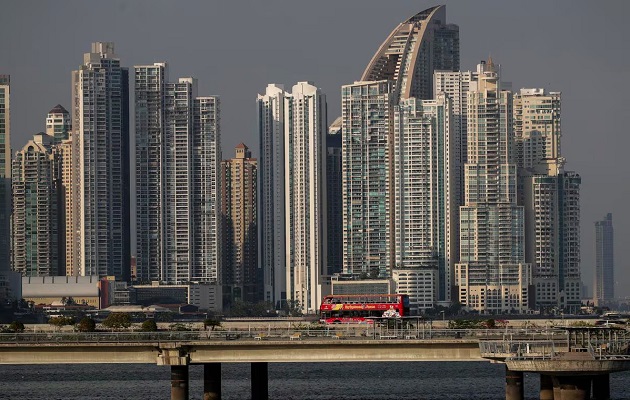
[319,294,410,324]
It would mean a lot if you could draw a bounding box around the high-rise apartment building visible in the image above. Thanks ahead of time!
[455,60,532,314]
[522,172,581,312]
[258,84,287,306]
[434,71,478,213]
[594,213,614,306]
[326,118,343,276]
[391,94,455,312]
[135,63,222,284]
[221,144,258,304]
[135,62,166,283]
[12,134,61,276]
[0,75,10,271]
[514,89,562,172]
[46,104,71,143]
[341,80,394,278]
[257,82,328,314]
[362,5,459,103]
[54,137,77,276]
[72,42,130,279]
[341,6,460,308]
[516,88,581,312]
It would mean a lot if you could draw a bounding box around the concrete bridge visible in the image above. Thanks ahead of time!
[480,327,630,400]
[0,329,484,400]
[0,327,627,400]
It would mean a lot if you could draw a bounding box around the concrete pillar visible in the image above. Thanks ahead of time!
[251,362,268,400]
[203,363,221,400]
[592,374,610,400]
[505,365,524,400]
[552,376,590,400]
[171,365,189,400]
[539,374,553,400]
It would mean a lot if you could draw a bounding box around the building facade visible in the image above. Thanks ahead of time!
[392,95,455,311]
[594,213,614,306]
[54,137,78,276]
[257,82,328,314]
[221,144,258,304]
[515,88,582,312]
[522,172,581,312]
[455,60,531,314]
[46,104,71,144]
[341,80,393,279]
[135,63,221,284]
[326,119,343,276]
[342,5,459,308]
[0,75,10,272]
[361,5,459,103]
[257,84,287,307]
[72,42,130,279]
[11,134,60,276]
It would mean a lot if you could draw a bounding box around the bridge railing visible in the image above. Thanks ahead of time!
[479,340,562,360]
[0,328,567,344]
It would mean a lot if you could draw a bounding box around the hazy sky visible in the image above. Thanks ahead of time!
[2,0,629,297]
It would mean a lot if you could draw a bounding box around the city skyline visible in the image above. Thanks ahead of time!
[1,1,629,297]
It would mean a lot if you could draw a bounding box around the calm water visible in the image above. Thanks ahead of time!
[0,362,629,400]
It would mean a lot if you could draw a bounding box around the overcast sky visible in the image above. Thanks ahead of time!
[2,0,629,297]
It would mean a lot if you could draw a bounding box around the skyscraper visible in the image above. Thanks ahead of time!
[0,75,10,271]
[391,94,455,312]
[258,82,328,313]
[341,6,460,306]
[361,5,459,103]
[258,84,287,306]
[341,80,393,278]
[455,60,531,314]
[516,88,581,312]
[326,118,343,276]
[434,70,479,218]
[135,63,222,284]
[595,213,614,306]
[72,42,130,279]
[54,136,77,276]
[45,104,71,143]
[221,144,258,304]
[135,62,167,283]
[12,133,61,276]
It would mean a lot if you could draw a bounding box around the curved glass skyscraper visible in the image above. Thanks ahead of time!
[361,5,459,103]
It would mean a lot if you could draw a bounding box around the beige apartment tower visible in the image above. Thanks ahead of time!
[0,75,10,271]
[221,144,258,304]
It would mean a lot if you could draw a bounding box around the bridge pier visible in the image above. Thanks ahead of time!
[592,374,610,400]
[171,365,189,400]
[505,365,524,400]
[204,363,222,400]
[552,376,591,400]
[539,374,553,400]
[251,362,269,400]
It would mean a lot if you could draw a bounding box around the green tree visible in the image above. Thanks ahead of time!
[281,299,303,317]
[203,318,221,331]
[8,321,25,333]
[76,317,96,332]
[169,323,190,331]
[140,319,158,332]
[49,316,75,328]
[102,313,131,330]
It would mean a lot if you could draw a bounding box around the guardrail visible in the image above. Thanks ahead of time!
[480,338,630,361]
[480,340,561,360]
[0,328,570,344]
